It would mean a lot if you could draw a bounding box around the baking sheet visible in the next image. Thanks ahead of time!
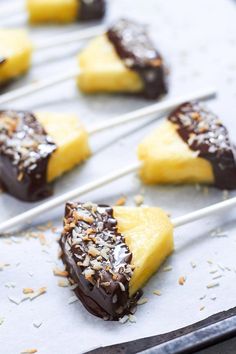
[1,0,236,353]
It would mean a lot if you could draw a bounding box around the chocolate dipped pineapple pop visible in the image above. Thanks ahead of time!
[2,0,106,24]
[0,110,90,201]
[138,102,236,189]
[60,202,173,320]
[0,18,167,103]
[78,18,167,99]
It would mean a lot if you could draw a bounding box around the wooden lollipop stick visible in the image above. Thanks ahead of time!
[35,26,105,51]
[87,88,217,135]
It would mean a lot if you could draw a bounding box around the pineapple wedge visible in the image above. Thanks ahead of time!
[60,202,173,320]
[138,101,236,189]
[36,112,90,182]
[26,0,79,23]
[113,206,174,296]
[0,111,90,202]
[78,35,143,94]
[0,29,32,84]
[138,120,214,185]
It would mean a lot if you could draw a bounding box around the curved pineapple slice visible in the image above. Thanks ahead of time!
[138,120,214,185]
[113,206,174,296]
[0,29,32,84]
[36,112,91,182]
[26,0,79,23]
[78,35,144,94]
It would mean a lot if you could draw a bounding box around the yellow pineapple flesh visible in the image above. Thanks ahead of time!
[138,121,214,185]
[78,35,144,94]
[0,29,32,83]
[26,0,79,23]
[36,112,91,182]
[113,206,174,296]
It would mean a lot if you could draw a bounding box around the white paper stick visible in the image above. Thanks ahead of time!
[35,26,105,51]
[87,88,216,135]
[0,68,80,105]
[0,162,140,234]
[0,2,25,18]
[172,197,236,228]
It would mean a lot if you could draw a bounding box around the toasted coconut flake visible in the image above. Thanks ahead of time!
[30,287,47,301]
[21,349,37,354]
[23,288,34,294]
[178,276,186,285]
[207,282,220,289]
[134,194,144,206]
[88,246,100,257]
[53,268,68,277]
[115,196,127,206]
[129,314,137,323]
[137,297,148,305]
[163,265,173,272]
[58,280,69,287]
[153,290,162,296]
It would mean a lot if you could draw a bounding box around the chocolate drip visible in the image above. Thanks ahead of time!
[0,110,57,201]
[107,19,168,99]
[79,0,106,21]
[168,102,236,189]
[60,202,140,320]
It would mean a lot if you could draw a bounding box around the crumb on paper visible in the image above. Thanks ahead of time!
[153,290,162,296]
[0,317,4,326]
[190,261,196,269]
[163,265,173,272]
[0,263,10,270]
[178,276,186,285]
[207,282,220,289]
[53,268,68,277]
[23,288,34,294]
[30,287,47,301]
[115,196,127,206]
[21,349,37,354]
[137,297,148,305]
[58,280,69,287]
[134,194,144,206]
[128,314,137,323]
[200,306,205,311]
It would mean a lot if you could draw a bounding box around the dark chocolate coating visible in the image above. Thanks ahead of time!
[168,102,236,189]
[0,110,57,202]
[107,18,168,99]
[60,202,140,320]
[79,0,106,21]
